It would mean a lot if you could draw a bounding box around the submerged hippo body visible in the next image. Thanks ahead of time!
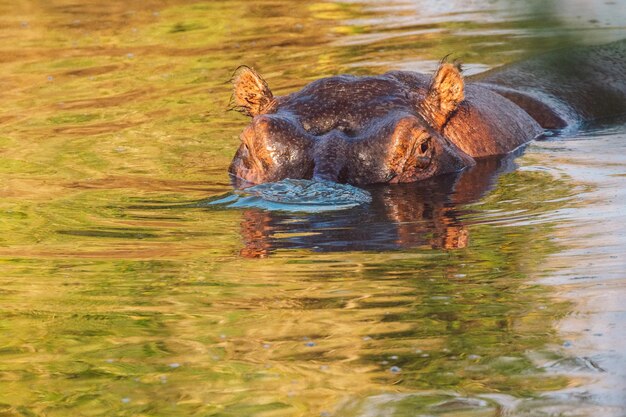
[229,40,626,186]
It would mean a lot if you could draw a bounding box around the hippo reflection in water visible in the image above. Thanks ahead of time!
[229,41,626,186]
[236,155,516,257]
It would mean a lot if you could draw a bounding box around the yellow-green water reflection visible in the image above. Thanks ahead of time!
[1,1,625,416]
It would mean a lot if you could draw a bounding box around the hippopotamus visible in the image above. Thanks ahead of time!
[228,40,626,186]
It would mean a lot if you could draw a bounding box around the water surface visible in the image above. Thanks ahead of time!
[0,1,625,416]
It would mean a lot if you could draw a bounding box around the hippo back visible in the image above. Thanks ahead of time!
[471,39,626,127]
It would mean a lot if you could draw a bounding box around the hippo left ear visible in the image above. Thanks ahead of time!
[231,66,275,117]
[422,62,465,130]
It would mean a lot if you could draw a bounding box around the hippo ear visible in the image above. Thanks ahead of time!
[422,62,464,130]
[231,66,275,117]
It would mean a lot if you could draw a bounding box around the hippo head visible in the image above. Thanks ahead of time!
[228,63,475,186]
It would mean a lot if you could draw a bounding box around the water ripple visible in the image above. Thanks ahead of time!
[207,179,372,212]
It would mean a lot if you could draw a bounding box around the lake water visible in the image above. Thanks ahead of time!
[0,1,625,416]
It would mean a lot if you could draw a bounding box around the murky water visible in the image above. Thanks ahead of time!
[1,1,625,416]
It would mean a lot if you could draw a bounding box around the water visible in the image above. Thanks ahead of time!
[0,1,625,416]
[207,179,372,212]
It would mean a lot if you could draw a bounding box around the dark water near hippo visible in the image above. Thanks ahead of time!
[1,1,625,416]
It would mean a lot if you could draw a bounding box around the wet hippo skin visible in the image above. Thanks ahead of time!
[228,40,626,186]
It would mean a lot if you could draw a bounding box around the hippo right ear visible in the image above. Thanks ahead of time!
[231,66,275,117]
[422,62,465,130]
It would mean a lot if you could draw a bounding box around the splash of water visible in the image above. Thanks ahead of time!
[207,179,372,212]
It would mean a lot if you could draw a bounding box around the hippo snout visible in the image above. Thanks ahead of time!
[229,115,315,185]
